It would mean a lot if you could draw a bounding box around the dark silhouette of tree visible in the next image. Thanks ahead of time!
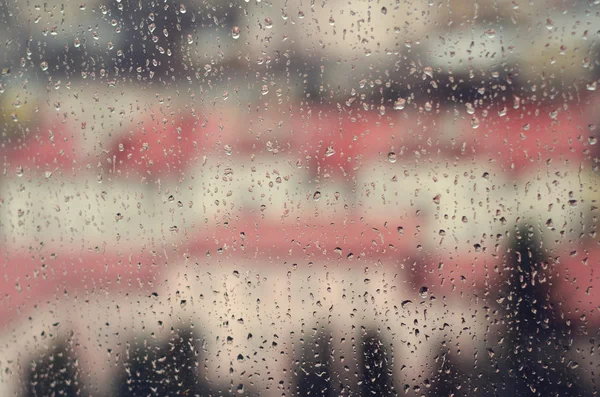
[294,331,336,397]
[360,332,396,396]
[25,341,82,397]
[117,327,208,397]
[490,228,590,397]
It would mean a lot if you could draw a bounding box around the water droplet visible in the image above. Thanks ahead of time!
[393,98,406,110]
[465,102,475,115]
[313,191,321,201]
[423,66,433,79]
[40,61,48,71]
[325,146,335,157]
[513,95,521,109]
[264,17,273,28]
[485,29,496,39]
[419,286,429,299]
[232,26,240,39]
[560,45,567,55]
[586,81,597,91]
[387,152,397,163]
[471,116,480,129]
[179,3,186,13]
[589,136,598,145]
[381,6,387,14]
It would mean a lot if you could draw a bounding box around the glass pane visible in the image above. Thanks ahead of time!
[1,0,599,396]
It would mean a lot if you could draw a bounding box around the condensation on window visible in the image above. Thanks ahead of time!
[0,0,599,396]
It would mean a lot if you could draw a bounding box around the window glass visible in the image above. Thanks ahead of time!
[1,0,599,396]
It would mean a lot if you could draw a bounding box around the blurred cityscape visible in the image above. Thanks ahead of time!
[1,0,600,396]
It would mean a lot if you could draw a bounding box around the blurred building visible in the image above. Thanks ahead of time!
[1,0,599,396]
